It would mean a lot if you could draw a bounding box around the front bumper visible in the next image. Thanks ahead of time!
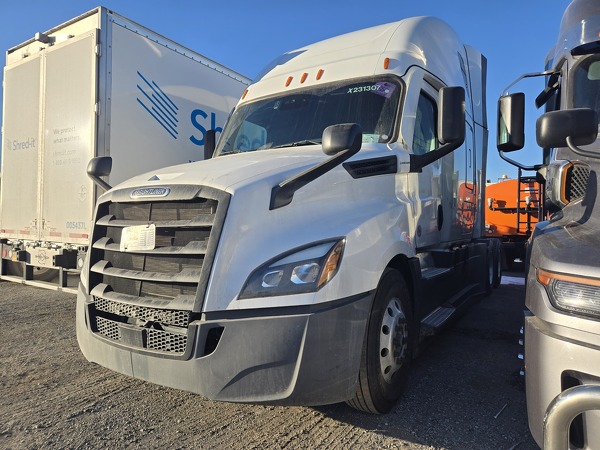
[525,280,600,448]
[77,283,373,405]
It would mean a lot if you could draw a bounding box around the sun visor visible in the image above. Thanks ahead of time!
[556,0,600,58]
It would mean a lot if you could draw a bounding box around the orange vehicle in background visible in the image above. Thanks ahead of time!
[485,169,544,270]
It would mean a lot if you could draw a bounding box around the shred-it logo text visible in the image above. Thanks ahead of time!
[135,71,221,146]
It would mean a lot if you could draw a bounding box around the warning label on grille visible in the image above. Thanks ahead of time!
[120,224,156,252]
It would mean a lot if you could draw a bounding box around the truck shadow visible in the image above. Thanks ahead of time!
[313,283,537,450]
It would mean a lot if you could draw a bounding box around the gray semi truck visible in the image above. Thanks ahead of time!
[497,0,600,448]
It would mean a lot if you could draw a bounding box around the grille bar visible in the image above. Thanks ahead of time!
[92,236,208,255]
[90,283,196,310]
[91,260,201,284]
[96,214,216,228]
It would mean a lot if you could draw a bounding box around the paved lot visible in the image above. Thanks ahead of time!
[0,277,537,449]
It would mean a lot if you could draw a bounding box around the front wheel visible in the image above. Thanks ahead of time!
[347,268,413,414]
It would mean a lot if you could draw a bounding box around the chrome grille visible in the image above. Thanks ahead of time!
[86,186,229,356]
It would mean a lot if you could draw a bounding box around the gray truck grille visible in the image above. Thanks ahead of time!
[87,187,229,357]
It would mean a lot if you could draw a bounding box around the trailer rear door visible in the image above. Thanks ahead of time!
[40,31,97,245]
[0,54,43,240]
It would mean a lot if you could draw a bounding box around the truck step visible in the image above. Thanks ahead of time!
[420,305,455,337]
[421,266,452,281]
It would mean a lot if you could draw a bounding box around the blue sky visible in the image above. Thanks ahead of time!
[0,0,571,182]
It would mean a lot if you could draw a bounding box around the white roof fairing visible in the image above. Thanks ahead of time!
[242,17,472,103]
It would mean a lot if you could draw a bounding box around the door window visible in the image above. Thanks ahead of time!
[413,93,438,155]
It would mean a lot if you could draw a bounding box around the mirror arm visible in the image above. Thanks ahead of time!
[566,136,600,159]
[90,176,112,192]
[204,129,216,160]
[498,150,544,171]
[410,140,462,173]
[270,146,359,210]
[501,69,558,96]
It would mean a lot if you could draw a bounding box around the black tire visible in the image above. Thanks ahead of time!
[492,239,502,289]
[347,268,413,414]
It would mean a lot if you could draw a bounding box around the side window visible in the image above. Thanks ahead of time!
[413,92,438,155]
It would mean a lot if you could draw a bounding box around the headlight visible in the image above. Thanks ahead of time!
[239,239,345,299]
[537,268,600,318]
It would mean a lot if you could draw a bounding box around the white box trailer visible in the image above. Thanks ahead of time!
[0,7,250,288]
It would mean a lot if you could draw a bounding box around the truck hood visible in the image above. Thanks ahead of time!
[530,200,600,279]
[110,146,331,193]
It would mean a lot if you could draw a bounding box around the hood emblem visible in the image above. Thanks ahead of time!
[130,187,171,198]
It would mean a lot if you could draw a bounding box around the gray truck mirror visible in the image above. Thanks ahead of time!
[536,108,598,149]
[497,93,525,152]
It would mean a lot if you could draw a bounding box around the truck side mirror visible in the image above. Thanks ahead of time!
[497,93,525,152]
[409,86,465,172]
[321,123,362,156]
[536,108,598,149]
[439,86,466,145]
[87,156,112,192]
[204,129,216,159]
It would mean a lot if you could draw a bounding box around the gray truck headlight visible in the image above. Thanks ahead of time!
[538,268,600,318]
[239,239,345,299]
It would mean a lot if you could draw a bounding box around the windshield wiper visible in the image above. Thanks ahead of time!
[270,140,321,149]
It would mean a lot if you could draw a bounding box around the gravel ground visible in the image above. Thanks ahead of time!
[0,278,538,449]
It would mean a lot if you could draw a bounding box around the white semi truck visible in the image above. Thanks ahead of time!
[497,0,600,448]
[0,7,250,289]
[77,16,499,413]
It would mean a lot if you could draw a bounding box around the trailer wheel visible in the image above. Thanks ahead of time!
[347,268,412,414]
[492,239,502,288]
[7,262,58,282]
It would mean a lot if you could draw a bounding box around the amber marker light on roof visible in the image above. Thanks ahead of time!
[383,57,390,69]
[285,76,293,87]
[316,69,324,80]
[241,89,248,100]
[301,73,308,83]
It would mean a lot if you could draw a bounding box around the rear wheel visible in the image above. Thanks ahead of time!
[347,268,413,414]
[7,261,58,282]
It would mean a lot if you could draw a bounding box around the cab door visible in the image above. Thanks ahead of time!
[411,83,443,249]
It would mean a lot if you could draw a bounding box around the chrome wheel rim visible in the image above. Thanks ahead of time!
[379,297,408,383]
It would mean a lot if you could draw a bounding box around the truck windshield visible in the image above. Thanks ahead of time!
[572,53,600,117]
[215,77,401,155]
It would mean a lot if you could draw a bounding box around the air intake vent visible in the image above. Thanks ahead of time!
[565,163,590,203]
[343,156,397,179]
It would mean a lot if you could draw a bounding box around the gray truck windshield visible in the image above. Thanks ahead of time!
[215,77,401,155]
[572,53,600,116]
